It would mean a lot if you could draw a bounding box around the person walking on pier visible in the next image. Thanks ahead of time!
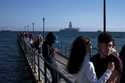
[42,32,58,83]
[67,36,114,83]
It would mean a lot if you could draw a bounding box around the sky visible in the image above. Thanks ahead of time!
[0,0,125,31]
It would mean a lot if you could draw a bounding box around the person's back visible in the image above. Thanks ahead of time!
[42,41,54,63]
[42,32,56,63]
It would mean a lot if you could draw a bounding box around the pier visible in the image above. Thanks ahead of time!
[17,33,74,83]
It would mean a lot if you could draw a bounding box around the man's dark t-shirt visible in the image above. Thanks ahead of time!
[91,53,122,79]
[90,53,109,78]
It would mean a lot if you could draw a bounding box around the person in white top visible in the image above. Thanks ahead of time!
[67,36,115,83]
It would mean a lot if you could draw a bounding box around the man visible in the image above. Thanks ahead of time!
[91,32,122,83]
[42,32,58,83]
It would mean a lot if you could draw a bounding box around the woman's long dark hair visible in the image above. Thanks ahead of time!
[107,54,123,83]
[119,45,125,83]
[120,45,125,61]
[67,36,91,74]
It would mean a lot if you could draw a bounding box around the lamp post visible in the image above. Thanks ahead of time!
[103,0,106,32]
[27,25,29,32]
[32,22,35,33]
[43,17,45,39]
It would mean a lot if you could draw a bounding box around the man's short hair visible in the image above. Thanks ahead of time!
[98,32,113,44]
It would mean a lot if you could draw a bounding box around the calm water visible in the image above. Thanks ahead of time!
[0,31,125,82]
[0,31,35,83]
[54,32,125,56]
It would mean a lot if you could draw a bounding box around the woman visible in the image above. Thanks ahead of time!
[106,54,123,83]
[67,36,115,83]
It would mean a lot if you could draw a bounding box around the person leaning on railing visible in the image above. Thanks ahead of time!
[42,32,59,83]
[67,36,115,83]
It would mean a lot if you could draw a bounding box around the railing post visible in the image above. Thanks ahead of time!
[33,49,36,73]
[65,47,67,56]
[37,53,41,81]
[44,62,47,83]
[61,40,63,49]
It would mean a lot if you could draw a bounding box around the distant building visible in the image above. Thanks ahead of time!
[59,21,79,32]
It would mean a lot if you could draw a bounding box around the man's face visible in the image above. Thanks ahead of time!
[98,41,113,57]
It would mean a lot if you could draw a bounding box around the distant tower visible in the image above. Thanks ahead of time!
[69,21,72,28]
[32,22,35,32]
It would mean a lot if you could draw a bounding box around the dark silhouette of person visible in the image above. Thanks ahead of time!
[42,32,56,62]
[42,32,58,83]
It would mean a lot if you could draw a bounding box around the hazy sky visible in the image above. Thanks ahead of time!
[0,0,125,31]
